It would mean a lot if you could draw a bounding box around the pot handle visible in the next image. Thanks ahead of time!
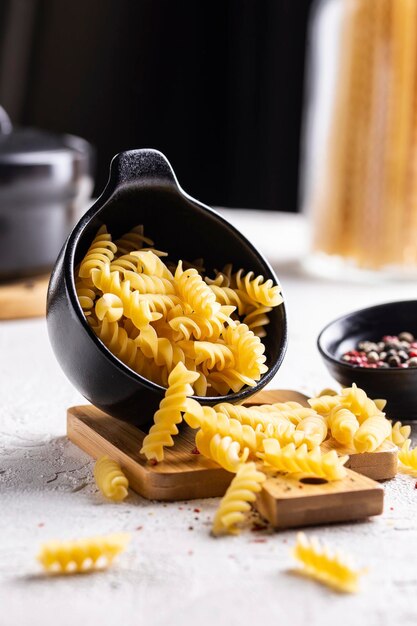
[108,149,178,189]
[0,106,12,135]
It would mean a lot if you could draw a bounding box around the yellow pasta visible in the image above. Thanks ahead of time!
[232,269,283,307]
[114,224,154,256]
[174,261,220,319]
[328,407,359,445]
[292,532,365,593]
[140,362,199,462]
[212,462,266,536]
[95,293,124,323]
[195,430,249,472]
[258,439,348,481]
[78,225,117,283]
[390,421,411,447]
[94,456,129,501]
[185,405,264,454]
[77,224,283,397]
[75,278,96,314]
[341,384,384,423]
[353,415,392,452]
[37,533,130,575]
[242,304,272,338]
[308,395,341,416]
[398,439,417,470]
[295,413,328,446]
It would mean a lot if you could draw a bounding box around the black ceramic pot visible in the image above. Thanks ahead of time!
[47,149,287,428]
[318,300,417,420]
[0,108,93,279]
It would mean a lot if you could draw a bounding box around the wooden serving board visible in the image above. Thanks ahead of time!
[68,404,233,501]
[0,274,49,320]
[67,388,391,527]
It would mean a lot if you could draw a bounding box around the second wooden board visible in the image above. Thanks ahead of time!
[255,469,384,529]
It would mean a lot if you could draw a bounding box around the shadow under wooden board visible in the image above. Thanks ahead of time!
[0,274,49,320]
[67,389,391,528]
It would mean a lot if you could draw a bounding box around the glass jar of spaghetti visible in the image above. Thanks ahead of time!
[302,0,417,278]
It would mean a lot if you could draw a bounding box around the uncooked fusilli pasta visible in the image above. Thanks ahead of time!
[37,533,130,575]
[398,439,417,471]
[94,456,129,501]
[76,224,283,398]
[292,532,365,593]
[212,463,266,536]
[353,415,392,453]
[140,362,199,462]
[258,439,348,481]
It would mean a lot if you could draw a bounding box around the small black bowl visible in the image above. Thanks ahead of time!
[47,149,287,428]
[318,300,417,420]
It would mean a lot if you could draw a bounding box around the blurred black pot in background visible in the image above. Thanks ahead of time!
[0,107,94,279]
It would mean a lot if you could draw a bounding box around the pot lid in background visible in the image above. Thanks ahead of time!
[0,105,92,166]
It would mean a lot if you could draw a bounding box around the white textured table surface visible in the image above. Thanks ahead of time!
[1,210,417,626]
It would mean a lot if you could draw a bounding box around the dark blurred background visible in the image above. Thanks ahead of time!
[0,0,313,211]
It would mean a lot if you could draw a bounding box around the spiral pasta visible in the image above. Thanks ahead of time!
[341,384,383,423]
[195,430,250,472]
[184,405,264,454]
[308,395,341,416]
[398,439,417,471]
[242,304,272,338]
[258,439,348,481]
[79,226,117,283]
[292,532,365,593]
[390,421,411,447]
[93,456,129,501]
[114,224,154,256]
[353,415,392,453]
[175,261,220,319]
[212,462,266,536]
[95,294,124,323]
[327,407,359,445]
[75,278,96,314]
[37,533,130,575]
[140,362,199,462]
[232,269,283,307]
[295,413,328,446]
[77,224,283,396]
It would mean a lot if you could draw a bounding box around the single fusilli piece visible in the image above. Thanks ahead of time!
[292,532,365,593]
[341,384,384,423]
[114,224,154,256]
[94,456,129,501]
[232,269,283,307]
[328,406,359,445]
[95,294,124,323]
[140,362,200,462]
[78,226,117,283]
[37,533,130,575]
[194,341,235,371]
[222,322,267,381]
[353,415,392,453]
[258,439,348,481]
[184,405,264,454]
[212,462,266,536]
[390,421,411,447]
[195,430,249,472]
[174,260,220,319]
[308,395,341,416]
[398,439,417,471]
[295,413,328,447]
[75,278,96,314]
[242,304,272,338]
